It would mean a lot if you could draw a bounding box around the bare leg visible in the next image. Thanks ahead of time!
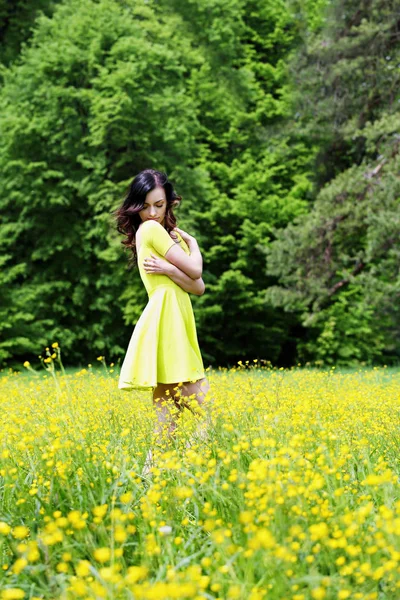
[141,382,183,476]
[142,377,214,475]
[174,377,214,445]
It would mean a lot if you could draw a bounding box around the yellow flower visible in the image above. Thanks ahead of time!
[0,522,11,535]
[120,491,133,503]
[1,590,25,600]
[88,581,107,597]
[27,542,40,562]
[309,522,329,541]
[174,486,193,499]
[311,588,326,600]
[249,528,275,550]
[201,557,212,568]
[23,361,30,368]
[126,565,148,584]
[114,526,127,543]
[174,537,183,545]
[51,342,59,348]
[12,526,29,540]
[62,552,72,562]
[75,560,91,577]
[92,504,108,518]
[93,547,111,563]
[69,580,87,596]
[11,558,28,575]
[239,511,253,524]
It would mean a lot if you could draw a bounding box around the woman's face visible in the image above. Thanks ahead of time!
[138,186,167,226]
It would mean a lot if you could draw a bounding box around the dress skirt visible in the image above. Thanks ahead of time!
[118,284,205,391]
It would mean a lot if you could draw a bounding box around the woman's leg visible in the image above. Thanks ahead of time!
[152,382,184,441]
[142,377,214,475]
[174,377,213,443]
[141,382,184,476]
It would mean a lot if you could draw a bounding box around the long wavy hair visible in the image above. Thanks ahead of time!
[114,169,182,268]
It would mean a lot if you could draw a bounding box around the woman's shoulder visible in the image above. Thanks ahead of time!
[138,219,162,233]
[136,219,163,240]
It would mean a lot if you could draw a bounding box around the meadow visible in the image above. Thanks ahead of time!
[0,347,400,599]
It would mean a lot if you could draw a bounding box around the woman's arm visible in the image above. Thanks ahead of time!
[140,220,203,279]
[143,254,205,295]
[164,228,203,279]
[166,264,205,295]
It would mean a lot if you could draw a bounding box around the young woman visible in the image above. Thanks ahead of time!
[114,169,212,472]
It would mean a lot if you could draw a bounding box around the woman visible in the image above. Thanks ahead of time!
[114,169,212,472]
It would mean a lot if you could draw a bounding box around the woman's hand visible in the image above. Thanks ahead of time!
[143,254,172,276]
[172,227,196,246]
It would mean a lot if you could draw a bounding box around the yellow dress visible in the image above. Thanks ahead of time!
[118,220,205,391]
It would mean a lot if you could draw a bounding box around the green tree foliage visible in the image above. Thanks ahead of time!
[0,0,207,366]
[0,0,57,66]
[158,0,327,365]
[0,0,326,368]
[266,0,400,365]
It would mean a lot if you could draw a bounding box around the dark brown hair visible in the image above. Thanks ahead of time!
[113,169,182,268]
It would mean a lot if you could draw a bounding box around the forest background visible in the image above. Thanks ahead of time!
[0,0,399,370]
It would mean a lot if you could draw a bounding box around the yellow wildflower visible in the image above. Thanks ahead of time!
[93,547,111,563]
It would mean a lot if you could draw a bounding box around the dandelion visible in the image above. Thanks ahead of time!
[92,504,108,518]
[11,558,28,575]
[75,560,91,577]
[0,522,11,535]
[93,547,111,563]
[126,566,148,583]
[174,537,183,545]
[113,525,127,543]
[12,526,29,540]
[311,588,326,600]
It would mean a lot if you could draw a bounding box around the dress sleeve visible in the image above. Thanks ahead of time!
[141,220,176,257]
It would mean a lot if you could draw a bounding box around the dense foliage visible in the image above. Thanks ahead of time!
[0,0,57,65]
[0,0,398,368]
[0,0,320,368]
[266,0,400,365]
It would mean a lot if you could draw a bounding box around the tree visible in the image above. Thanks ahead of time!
[266,0,400,365]
[0,0,206,366]
[0,0,328,368]
[0,0,57,66]
[161,0,327,365]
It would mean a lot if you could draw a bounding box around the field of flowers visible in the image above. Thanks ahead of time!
[0,348,400,600]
